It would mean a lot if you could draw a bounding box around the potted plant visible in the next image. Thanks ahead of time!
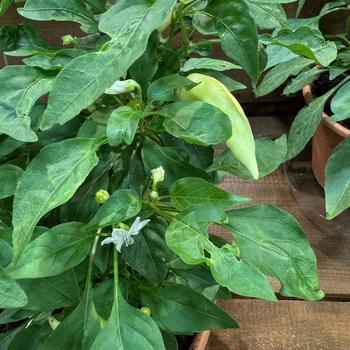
[256,0,350,220]
[0,1,324,349]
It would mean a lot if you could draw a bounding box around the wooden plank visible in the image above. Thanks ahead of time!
[208,299,350,350]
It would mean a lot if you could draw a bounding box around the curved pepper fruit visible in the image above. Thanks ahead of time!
[179,73,259,179]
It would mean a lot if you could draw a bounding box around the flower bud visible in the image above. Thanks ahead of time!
[104,79,138,95]
[95,189,110,204]
[149,191,159,201]
[62,35,76,45]
[140,306,151,316]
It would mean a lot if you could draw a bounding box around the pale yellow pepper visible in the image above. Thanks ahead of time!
[180,73,259,179]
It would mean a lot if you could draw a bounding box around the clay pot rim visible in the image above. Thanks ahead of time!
[302,84,350,138]
[189,331,211,350]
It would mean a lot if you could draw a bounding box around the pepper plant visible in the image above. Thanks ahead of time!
[0,0,324,348]
[256,0,350,219]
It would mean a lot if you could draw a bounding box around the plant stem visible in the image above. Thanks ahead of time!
[113,248,119,303]
[177,3,190,47]
[85,234,100,291]
[2,53,8,66]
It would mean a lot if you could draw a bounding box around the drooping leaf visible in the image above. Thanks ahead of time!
[255,56,312,96]
[106,106,142,147]
[85,189,141,231]
[8,223,93,279]
[141,284,237,333]
[193,0,259,83]
[41,0,177,129]
[170,177,249,210]
[0,65,53,142]
[161,101,232,146]
[325,137,350,219]
[165,207,276,301]
[181,58,241,72]
[269,26,337,66]
[12,138,101,261]
[225,205,324,300]
[0,267,27,308]
[330,81,350,121]
[0,165,23,199]
[18,0,98,33]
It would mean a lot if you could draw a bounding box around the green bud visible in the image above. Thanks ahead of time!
[62,35,76,45]
[95,189,110,204]
[140,306,151,316]
[149,191,159,201]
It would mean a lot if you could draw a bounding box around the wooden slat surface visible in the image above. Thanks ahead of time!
[208,299,350,350]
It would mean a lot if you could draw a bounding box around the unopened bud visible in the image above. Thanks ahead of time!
[140,306,151,316]
[149,191,159,201]
[62,35,76,45]
[95,189,110,204]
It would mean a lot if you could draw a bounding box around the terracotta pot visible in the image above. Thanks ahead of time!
[303,85,350,187]
[189,331,211,350]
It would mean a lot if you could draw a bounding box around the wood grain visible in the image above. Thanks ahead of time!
[208,299,350,350]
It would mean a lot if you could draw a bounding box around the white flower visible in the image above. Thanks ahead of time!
[104,79,137,95]
[151,166,165,184]
[101,217,150,252]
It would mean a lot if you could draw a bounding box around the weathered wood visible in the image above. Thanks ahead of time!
[208,299,350,350]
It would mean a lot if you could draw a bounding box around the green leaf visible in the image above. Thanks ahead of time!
[107,106,142,147]
[330,81,350,121]
[283,67,326,95]
[181,58,241,72]
[23,49,86,71]
[0,239,12,268]
[170,177,249,210]
[209,135,288,179]
[225,205,324,300]
[122,219,174,286]
[161,101,232,146]
[201,70,246,92]
[0,0,12,17]
[325,137,350,219]
[85,189,141,230]
[269,26,337,66]
[255,56,312,96]
[40,0,177,129]
[147,74,197,103]
[8,223,93,279]
[18,0,97,33]
[165,207,276,301]
[12,138,100,261]
[18,270,80,311]
[91,286,165,350]
[42,287,101,350]
[141,138,210,189]
[193,0,259,84]
[286,89,336,160]
[141,284,237,333]
[246,1,287,29]
[0,266,27,308]
[0,65,53,142]
[0,164,23,199]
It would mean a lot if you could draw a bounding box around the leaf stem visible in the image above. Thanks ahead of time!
[113,248,119,304]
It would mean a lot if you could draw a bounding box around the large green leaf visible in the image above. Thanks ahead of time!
[330,81,350,121]
[41,0,177,129]
[170,177,249,210]
[225,205,324,300]
[8,223,93,279]
[18,0,97,33]
[193,0,259,84]
[165,207,276,301]
[0,266,27,308]
[325,137,350,219]
[209,135,288,180]
[246,1,287,29]
[269,26,337,66]
[0,0,12,17]
[12,138,100,261]
[106,106,142,147]
[141,284,237,333]
[0,65,53,142]
[18,270,80,311]
[255,56,312,96]
[0,164,23,199]
[161,101,232,146]
[85,189,141,230]
[91,286,165,349]
[122,219,174,286]
[286,89,335,160]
